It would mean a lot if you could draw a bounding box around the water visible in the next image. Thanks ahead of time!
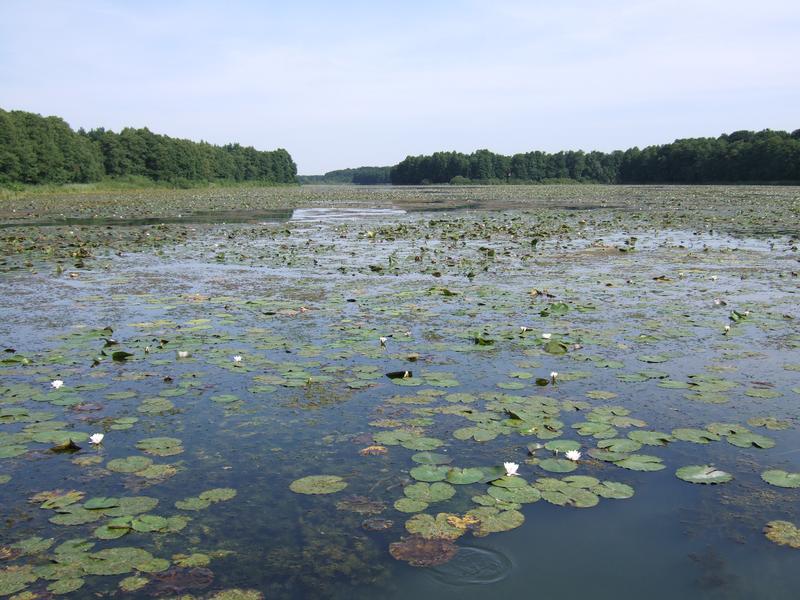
[0,196,799,599]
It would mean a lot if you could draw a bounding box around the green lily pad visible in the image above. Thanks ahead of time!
[761,470,800,488]
[47,577,85,594]
[0,565,38,595]
[411,452,452,465]
[592,481,635,499]
[726,432,775,449]
[403,482,455,503]
[675,465,733,484]
[107,456,153,473]
[487,484,541,504]
[672,428,720,444]
[466,507,525,536]
[614,454,665,471]
[445,467,484,485]
[405,513,465,540]
[289,475,348,494]
[401,437,443,451]
[199,488,237,503]
[544,439,581,452]
[410,465,450,482]
[136,437,184,456]
[538,458,578,473]
[394,498,429,513]
[628,430,672,446]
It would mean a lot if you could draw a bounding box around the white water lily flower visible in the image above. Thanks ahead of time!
[503,462,519,476]
[565,450,582,462]
[541,333,552,340]
[89,433,104,445]
[379,337,388,346]
[520,326,531,333]
[550,371,558,383]
[723,325,731,334]
[51,380,64,389]
[233,355,243,363]
[177,351,190,359]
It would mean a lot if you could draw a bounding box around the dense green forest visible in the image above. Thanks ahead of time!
[390,129,800,184]
[0,108,296,186]
[299,166,391,185]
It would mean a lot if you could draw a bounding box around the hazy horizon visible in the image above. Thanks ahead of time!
[1,0,798,175]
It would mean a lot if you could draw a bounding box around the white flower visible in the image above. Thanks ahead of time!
[503,462,519,476]
[51,380,64,389]
[233,355,243,363]
[89,433,104,445]
[550,371,558,383]
[723,325,731,334]
[520,326,530,332]
[177,351,190,359]
[379,337,388,346]
[565,450,582,462]
[710,275,718,281]
[541,333,552,339]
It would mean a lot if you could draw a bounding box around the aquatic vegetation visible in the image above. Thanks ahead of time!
[0,184,799,597]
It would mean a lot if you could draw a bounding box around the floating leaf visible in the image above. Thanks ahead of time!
[394,498,428,513]
[404,482,455,502]
[764,521,800,548]
[136,437,184,456]
[409,465,450,482]
[675,465,732,484]
[614,454,665,471]
[289,475,347,494]
[405,513,465,540]
[726,432,775,449]
[672,428,720,444]
[107,456,153,473]
[445,468,484,485]
[761,470,800,488]
[538,458,578,473]
[389,535,458,567]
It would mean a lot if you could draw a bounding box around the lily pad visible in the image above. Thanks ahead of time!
[675,465,732,484]
[445,467,484,485]
[289,475,347,494]
[764,520,800,548]
[410,465,450,482]
[404,482,455,502]
[538,458,578,473]
[614,454,665,471]
[761,470,800,488]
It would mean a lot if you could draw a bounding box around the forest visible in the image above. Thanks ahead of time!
[0,108,297,185]
[389,129,800,185]
[299,166,391,185]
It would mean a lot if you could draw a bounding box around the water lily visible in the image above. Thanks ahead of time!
[233,355,243,363]
[520,326,531,332]
[51,379,64,389]
[550,371,558,384]
[89,433,104,445]
[504,462,519,476]
[565,450,582,462]
[177,350,190,359]
[723,325,731,335]
[379,337,388,346]
[541,333,552,340]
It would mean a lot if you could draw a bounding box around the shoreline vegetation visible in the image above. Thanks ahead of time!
[1,108,798,194]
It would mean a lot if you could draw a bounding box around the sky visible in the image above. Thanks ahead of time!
[1,0,799,174]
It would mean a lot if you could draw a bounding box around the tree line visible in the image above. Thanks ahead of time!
[389,129,800,185]
[0,108,297,186]
[299,166,391,185]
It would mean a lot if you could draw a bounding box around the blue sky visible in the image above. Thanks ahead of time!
[1,0,798,174]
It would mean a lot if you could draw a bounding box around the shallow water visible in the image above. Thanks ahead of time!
[0,190,799,599]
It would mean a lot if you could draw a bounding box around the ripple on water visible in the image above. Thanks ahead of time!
[427,545,513,586]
